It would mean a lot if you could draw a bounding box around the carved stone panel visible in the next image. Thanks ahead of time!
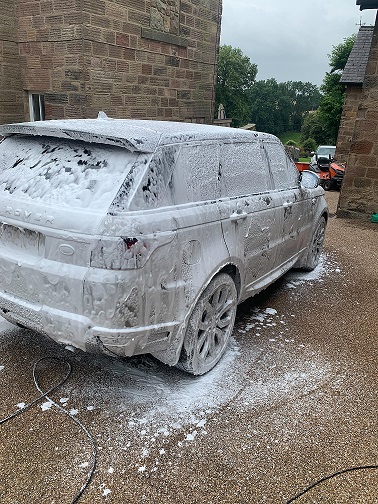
[150,0,180,35]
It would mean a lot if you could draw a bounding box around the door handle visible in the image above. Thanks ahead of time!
[230,211,248,222]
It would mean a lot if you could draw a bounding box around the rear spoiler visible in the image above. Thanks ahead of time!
[0,121,155,153]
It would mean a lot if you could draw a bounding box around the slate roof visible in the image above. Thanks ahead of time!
[340,26,374,84]
[357,0,378,10]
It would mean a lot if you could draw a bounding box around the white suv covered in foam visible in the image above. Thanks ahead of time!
[0,118,327,374]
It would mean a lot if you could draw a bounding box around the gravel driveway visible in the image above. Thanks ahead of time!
[0,191,377,504]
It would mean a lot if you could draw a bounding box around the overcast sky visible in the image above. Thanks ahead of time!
[220,0,377,86]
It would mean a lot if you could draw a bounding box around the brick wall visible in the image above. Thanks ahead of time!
[337,14,378,217]
[1,0,221,124]
[0,0,24,124]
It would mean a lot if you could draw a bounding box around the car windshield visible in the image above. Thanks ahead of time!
[0,135,143,210]
[317,146,335,157]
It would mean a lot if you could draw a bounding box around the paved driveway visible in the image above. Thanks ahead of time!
[0,191,377,503]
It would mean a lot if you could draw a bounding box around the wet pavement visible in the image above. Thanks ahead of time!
[0,191,377,503]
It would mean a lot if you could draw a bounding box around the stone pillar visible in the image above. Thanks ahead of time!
[338,12,378,217]
[335,86,363,164]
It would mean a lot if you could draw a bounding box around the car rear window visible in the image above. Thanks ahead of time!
[0,135,144,210]
[317,146,335,157]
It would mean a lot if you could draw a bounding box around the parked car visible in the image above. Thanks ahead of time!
[0,118,328,374]
[310,145,336,169]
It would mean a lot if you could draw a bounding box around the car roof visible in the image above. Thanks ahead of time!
[0,117,276,153]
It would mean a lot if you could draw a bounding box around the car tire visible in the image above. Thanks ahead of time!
[323,180,332,191]
[299,216,326,271]
[176,273,237,375]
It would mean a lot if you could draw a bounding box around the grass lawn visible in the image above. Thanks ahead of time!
[279,131,302,145]
[279,132,311,161]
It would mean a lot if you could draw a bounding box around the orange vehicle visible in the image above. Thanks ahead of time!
[295,160,345,191]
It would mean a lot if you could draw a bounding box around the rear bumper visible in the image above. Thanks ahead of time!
[0,290,178,358]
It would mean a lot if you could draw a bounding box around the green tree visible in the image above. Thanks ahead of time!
[249,79,320,136]
[317,72,346,143]
[215,45,258,127]
[328,34,357,72]
[285,81,321,131]
[302,138,317,155]
[249,79,290,135]
[311,34,357,144]
[215,45,320,133]
[301,110,330,145]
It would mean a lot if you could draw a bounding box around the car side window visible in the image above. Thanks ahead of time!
[165,143,221,204]
[220,141,270,197]
[128,146,179,210]
[262,141,299,190]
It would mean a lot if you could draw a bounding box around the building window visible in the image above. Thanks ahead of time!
[29,93,45,121]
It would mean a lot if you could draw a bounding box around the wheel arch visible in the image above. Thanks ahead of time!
[217,263,242,300]
[175,269,239,374]
[151,261,242,367]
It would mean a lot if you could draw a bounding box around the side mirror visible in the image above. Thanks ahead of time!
[300,170,320,189]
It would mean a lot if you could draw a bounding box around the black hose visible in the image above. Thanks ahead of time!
[0,356,97,504]
[287,465,378,503]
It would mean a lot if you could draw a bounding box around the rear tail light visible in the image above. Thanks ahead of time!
[90,232,175,270]
[90,237,149,269]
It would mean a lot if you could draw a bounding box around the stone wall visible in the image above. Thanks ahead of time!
[0,0,222,124]
[335,87,362,164]
[16,0,86,119]
[338,14,378,217]
[0,0,24,124]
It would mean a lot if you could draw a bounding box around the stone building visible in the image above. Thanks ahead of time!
[0,0,222,125]
[337,1,378,217]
